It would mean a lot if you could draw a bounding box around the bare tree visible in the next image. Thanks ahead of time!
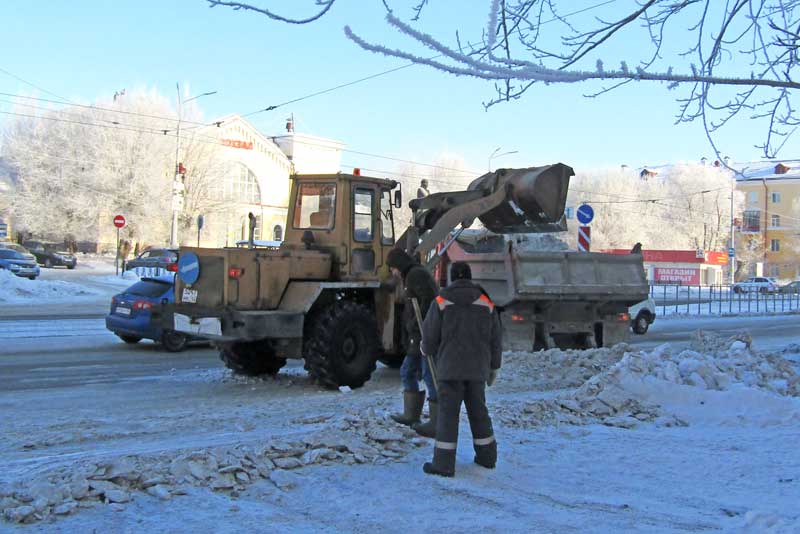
[209,0,800,158]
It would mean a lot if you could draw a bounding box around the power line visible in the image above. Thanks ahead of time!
[0,66,72,103]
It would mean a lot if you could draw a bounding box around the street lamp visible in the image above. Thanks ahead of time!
[170,84,217,248]
[488,147,519,171]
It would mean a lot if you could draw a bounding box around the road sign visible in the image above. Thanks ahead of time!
[578,226,591,252]
[177,252,201,285]
[728,247,735,258]
[113,214,126,228]
[576,204,594,225]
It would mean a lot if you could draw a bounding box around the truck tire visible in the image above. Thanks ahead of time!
[161,330,188,352]
[219,340,287,376]
[632,312,650,335]
[303,301,380,389]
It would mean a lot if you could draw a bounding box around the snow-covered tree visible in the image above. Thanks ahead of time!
[1,88,226,247]
[209,0,800,158]
[569,163,741,252]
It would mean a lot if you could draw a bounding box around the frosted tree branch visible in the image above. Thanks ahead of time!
[212,0,800,158]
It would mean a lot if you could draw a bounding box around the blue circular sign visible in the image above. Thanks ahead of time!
[177,252,200,285]
[576,204,594,225]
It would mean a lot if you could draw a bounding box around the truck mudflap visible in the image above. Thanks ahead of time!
[165,304,304,342]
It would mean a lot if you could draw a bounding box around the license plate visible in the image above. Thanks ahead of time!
[182,288,198,303]
[115,306,131,316]
[174,313,221,336]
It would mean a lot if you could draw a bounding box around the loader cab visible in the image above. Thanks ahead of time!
[284,173,399,280]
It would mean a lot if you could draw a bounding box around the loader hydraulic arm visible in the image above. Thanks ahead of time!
[401,163,574,263]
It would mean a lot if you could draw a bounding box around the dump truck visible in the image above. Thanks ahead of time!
[431,231,648,351]
[163,164,648,388]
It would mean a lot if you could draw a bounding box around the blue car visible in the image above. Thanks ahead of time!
[0,246,40,279]
[105,275,191,352]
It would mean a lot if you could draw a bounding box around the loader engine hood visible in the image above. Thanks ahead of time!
[469,163,573,233]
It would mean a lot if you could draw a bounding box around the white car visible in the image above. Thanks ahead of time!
[732,277,779,294]
[629,297,656,335]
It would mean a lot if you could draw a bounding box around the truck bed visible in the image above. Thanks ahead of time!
[445,236,649,307]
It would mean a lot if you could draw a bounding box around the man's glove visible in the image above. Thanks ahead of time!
[487,369,498,387]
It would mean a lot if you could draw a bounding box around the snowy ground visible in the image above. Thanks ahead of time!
[1,258,799,532]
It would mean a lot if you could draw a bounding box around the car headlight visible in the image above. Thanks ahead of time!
[8,264,20,271]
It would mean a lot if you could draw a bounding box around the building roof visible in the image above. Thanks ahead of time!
[734,159,800,182]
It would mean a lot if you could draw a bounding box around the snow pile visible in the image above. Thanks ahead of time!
[495,330,800,430]
[0,270,102,303]
[0,408,426,524]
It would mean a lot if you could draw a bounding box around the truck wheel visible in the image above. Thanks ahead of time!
[303,301,379,389]
[219,340,287,376]
[161,330,188,352]
[632,312,650,335]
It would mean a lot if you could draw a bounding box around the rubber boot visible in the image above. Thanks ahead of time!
[423,446,456,477]
[474,440,497,469]
[390,391,425,426]
[412,400,438,438]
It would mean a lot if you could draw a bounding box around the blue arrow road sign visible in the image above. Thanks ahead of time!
[576,204,594,225]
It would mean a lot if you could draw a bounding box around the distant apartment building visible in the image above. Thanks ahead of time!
[735,160,800,279]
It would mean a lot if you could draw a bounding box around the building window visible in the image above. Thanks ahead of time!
[771,239,780,252]
[770,265,781,278]
[747,191,758,204]
[742,210,761,232]
[771,215,780,227]
[212,163,261,204]
[771,192,781,203]
[273,224,283,241]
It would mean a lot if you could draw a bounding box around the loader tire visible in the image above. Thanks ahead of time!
[303,301,380,389]
[219,340,286,376]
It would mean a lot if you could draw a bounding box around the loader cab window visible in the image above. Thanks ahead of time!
[293,183,336,229]
[353,188,374,242]
[380,190,394,245]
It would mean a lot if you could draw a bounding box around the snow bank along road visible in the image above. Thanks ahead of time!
[1,311,799,531]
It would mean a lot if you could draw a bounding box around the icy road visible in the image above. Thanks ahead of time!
[0,262,798,531]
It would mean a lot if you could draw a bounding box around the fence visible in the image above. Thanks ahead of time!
[649,284,800,316]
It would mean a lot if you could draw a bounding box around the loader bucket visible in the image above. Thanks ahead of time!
[468,163,573,233]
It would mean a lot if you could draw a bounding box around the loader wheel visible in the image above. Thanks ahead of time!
[303,301,380,389]
[219,340,287,376]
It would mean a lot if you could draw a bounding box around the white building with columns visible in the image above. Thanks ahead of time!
[195,115,344,247]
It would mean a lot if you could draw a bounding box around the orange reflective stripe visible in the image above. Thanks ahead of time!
[474,294,495,311]
[435,295,453,310]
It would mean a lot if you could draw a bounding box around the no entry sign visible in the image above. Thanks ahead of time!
[113,215,126,228]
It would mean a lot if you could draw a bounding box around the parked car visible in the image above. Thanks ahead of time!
[629,297,656,335]
[22,240,77,269]
[0,247,40,279]
[105,275,192,352]
[125,248,178,273]
[779,280,800,294]
[732,277,779,294]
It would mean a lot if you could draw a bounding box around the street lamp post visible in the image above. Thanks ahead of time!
[488,147,519,171]
[170,84,217,248]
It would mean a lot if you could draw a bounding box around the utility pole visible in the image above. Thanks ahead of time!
[730,186,736,284]
[169,84,217,248]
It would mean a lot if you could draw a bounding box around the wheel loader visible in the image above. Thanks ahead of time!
[164,164,648,388]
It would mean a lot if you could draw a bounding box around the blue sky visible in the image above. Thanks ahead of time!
[0,1,792,178]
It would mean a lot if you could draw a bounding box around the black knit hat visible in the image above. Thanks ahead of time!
[450,261,472,281]
[386,248,414,275]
